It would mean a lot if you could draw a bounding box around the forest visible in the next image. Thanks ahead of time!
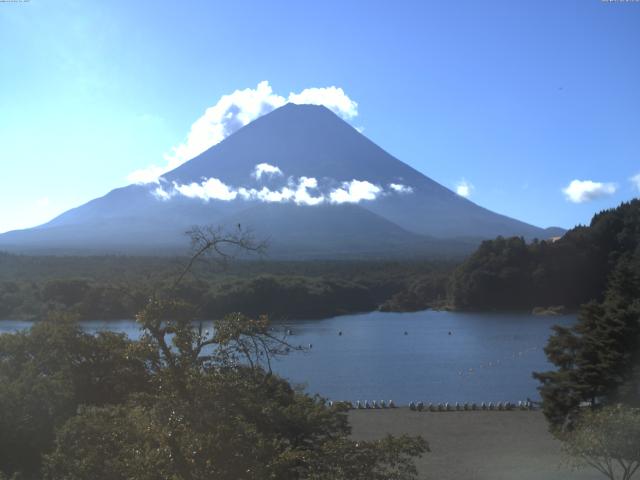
[450,199,640,312]
[2,200,639,321]
[0,253,453,321]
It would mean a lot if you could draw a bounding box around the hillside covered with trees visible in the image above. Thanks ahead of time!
[450,199,640,312]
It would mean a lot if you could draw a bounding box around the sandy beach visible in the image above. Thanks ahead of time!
[349,409,602,480]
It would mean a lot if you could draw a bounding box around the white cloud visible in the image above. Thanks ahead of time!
[152,185,172,201]
[238,186,296,203]
[389,183,413,194]
[294,177,325,206]
[237,177,325,205]
[252,162,283,180]
[165,81,285,175]
[562,179,617,203]
[150,164,405,207]
[288,86,358,120]
[174,178,238,201]
[330,180,382,204]
[456,179,473,198]
[631,173,640,192]
[127,81,358,184]
[127,165,167,185]
[155,175,326,206]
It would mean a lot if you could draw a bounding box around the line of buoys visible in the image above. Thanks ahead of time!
[352,400,397,409]
[329,400,534,411]
[405,401,534,411]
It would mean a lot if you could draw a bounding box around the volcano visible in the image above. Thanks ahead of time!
[0,104,562,257]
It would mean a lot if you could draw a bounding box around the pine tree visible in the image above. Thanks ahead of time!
[534,257,640,431]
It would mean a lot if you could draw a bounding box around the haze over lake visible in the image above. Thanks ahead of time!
[1,311,574,404]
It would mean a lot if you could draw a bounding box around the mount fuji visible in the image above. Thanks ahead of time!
[0,104,563,257]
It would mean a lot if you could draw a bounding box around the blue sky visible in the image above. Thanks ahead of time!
[1,0,639,233]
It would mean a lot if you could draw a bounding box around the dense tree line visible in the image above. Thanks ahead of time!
[0,256,455,321]
[379,273,450,312]
[516,200,640,435]
[446,200,640,433]
[450,199,640,311]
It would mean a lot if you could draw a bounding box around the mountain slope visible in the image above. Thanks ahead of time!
[0,104,561,256]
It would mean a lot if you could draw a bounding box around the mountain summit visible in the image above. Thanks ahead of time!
[0,104,561,257]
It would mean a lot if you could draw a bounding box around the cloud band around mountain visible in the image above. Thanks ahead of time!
[152,165,413,206]
[128,82,358,184]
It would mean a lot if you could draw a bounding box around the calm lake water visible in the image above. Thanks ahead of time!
[0,310,574,404]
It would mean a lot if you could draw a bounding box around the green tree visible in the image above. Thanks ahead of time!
[43,307,428,480]
[562,405,640,480]
[0,314,150,478]
[534,261,640,430]
[451,199,640,312]
[1,226,428,479]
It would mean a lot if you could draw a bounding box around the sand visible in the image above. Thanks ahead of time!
[349,409,603,480]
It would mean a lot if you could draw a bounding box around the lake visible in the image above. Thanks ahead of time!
[0,310,574,405]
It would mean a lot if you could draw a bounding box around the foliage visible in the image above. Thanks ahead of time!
[0,314,150,478]
[562,405,640,480]
[451,199,640,311]
[0,228,428,479]
[446,200,640,432]
[533,259,640,430]
[0,254,455,321]
[379,272,450,312]
[35,310,428,480]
